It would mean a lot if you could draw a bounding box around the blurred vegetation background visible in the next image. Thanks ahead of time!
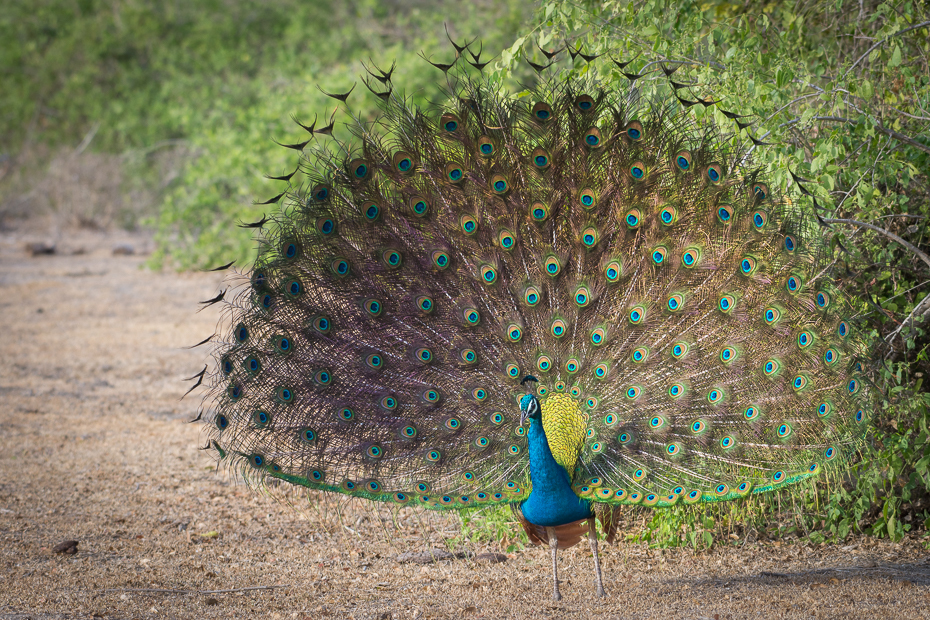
[2,0,929,549]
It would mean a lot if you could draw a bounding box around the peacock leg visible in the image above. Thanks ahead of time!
[588,518,606,597]
[546,527,562,601]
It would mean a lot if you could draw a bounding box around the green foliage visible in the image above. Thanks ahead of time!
[0,0,530,267]
[524,0,930,547]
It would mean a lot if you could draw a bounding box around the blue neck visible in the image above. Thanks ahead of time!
[519,418,592,527]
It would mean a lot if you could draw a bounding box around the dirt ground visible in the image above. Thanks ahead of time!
[2,226,930,620]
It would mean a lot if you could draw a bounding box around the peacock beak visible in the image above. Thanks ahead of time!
[520,409,529,426]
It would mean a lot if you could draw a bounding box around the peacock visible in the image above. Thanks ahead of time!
[193,46,876,601]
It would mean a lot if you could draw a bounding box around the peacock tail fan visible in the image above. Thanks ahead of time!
[201,68,873,513]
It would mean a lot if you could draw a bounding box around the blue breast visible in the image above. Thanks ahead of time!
[519,419,593,527]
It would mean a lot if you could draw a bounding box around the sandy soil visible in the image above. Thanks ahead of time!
[2,227,930,620]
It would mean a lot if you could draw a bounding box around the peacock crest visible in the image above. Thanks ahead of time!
[200,63,872,517]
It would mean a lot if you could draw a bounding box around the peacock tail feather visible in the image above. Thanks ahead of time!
[201,68,871,512]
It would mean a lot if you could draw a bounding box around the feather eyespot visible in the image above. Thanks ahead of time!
[214,414,229,430]
[744,406,760,421]
[581,226,599,248]
[490,173,509,194]
[797,331,814,349]
[392,152,414,173]
[690,419,706,434]
[431,250,450,270]
[667,293,684,312]
[536,355,552,372]
[578,188,596,209]
[329,258,350,277]
[740,256,757,276]
[817,402,833,418]
[415,348,433,364]
[531,148,550,169]
[763,306,780,325]
[590,327,607,346]
[283,278,302,297]
[498,229,516,250]
[583,127,602,148]
[479,264,497,284]
[629,162,646,180]
[719,346,737,363]
[550,318,567,338]
[544,256,562,277]
[752,210,768,230]
[415,295,434,314]
[316,217,336,236]
[651,246,667,265]
[381,249,402,268]
[565,359,580,374]
[659,206,678,225]
[706,388,725,404]
[823,348,839,365]
[252,410,269,427]
[718,294,736,313]
[838,321,849,338]
[275,386,294,403]
[311,184,332,202]
[379,396,397,410]
[625,121,643,141]
[445,417,462,430]
[604,260,622,282]
[234,323,249,343]
[594,363,609,379]
[716,204,734,223]
[460,214,478,235]
[282,240,300,259]
[348,158,369,180]
[674,150,691,171]
[477,135,495,157]
[440,113,460,134]
[628,305,646,325]
[310,315,331,334]
[575,94,595,112]
[763,358,781,376]
[313,369,332,385]
[623,209,643,230]
[422,389,440,403]
[273,335,292,355]
[532,102,553,122]
[530,202,549,222]
[817,291,832,309]
[574,286,592,307]
[338,407,355,422]
[671,341,689,359]
[506,324,522,342]
[409,195,429,217]
[784,235,798,253]
[459,348,477,364]
[362,298,383,317]
[706,163,724,184]
[523,286,541,306]
[669,383,686,399]
[681,248,700,268]
[362,201,381,222]
[366,446,383,460]
[626,386,643,400]
[631,347,649,363]
[753,183,769,201]
[365,353,383,370]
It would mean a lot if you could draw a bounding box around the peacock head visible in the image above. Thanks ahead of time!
[519,375,541,425]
